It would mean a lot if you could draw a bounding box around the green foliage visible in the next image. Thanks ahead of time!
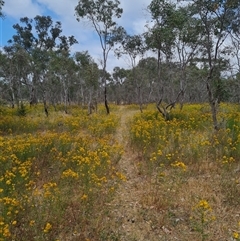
[146,0,177,57]
[16,103,27,117]
[75,0,123,46]
[0,0,4,18]
[75,0,123,22]
[75,51,99,89]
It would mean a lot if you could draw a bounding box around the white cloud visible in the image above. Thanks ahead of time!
[118,1,151,34]
[120,0,150,18]
[37,0,77,18]
[4,0,43,19]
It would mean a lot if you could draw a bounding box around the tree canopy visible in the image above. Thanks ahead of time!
[0,0,4,18]
[0,0,240,128]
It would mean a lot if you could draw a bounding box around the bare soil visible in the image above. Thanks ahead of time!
[107,106,163,241]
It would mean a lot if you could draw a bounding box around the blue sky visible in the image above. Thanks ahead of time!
[0,17,15,45]
[0,0,153,71]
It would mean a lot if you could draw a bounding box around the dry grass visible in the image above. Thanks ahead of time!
[122,103,240,241]
[0,103,240,240]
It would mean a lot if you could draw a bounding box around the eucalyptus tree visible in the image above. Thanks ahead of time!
[222,2,240,103]
[111,66,128,104]
[75,0,124,114]
[146,0,179,119]
[47,50,78,114]
[7,15,77,109]
[172,5,203,108]
[189,0,240,130]
[229,31,240,102]
[74,51,99,114]
[115,34,146,111]
[1,48,18,107]
[2,45,31,107]
[230,12,240,75]
[136,57,158,103]
[0,50,17,106]
[97,68,112,102]
[231,35,240,73]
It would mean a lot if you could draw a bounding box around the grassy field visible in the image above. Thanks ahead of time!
[0,103,240,240]
[129,103,240,241]
[0,104,124,241]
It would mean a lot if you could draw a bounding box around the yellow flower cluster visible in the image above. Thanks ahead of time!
[0,104,124,240]
[222,155,235,164]
[233,232,239,239]
[43,182,58,198]
[0,223,11,238]
[62,169,79,179]
[130,104,240,172]
[232,221,240,240]
[196,199,211,210]
[43,222,52,233]
[171,161,187,171]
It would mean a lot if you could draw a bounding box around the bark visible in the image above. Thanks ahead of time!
[104,86,110,114]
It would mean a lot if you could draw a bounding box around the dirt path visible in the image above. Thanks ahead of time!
[102,105,240,241]
[109,106,159,241]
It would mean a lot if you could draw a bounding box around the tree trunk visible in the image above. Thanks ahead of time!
[30,74,39,106]
[138,86,143,113]
[10,85,15,108]
[102,51,110,114]
[206,81,219,130]
[104,86,110,114]
[43,91,49,117]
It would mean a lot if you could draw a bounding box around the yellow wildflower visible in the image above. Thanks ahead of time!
[29,220,35,226]
[81,194,88,200]
[198,200,211,210]
[233,232,239,239]
[43,222,52,233]
[12,221,17,225]
[3,224,11,237]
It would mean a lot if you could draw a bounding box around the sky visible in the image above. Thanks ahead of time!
[0,0,153,72]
